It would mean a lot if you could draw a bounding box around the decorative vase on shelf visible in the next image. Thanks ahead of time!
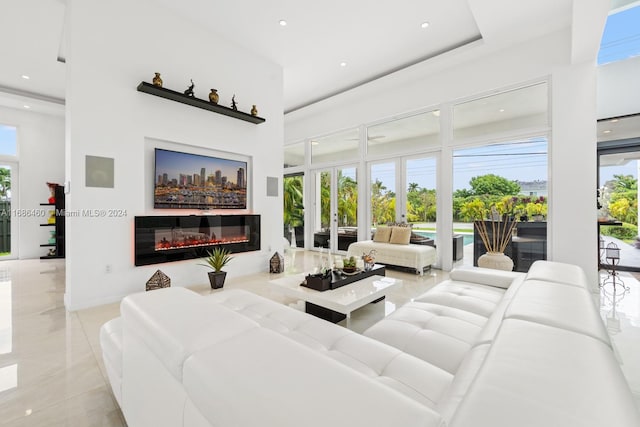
[209,89,219,104]
[152,72,163,87]
[250,105,258,116]
[477,252,513,271]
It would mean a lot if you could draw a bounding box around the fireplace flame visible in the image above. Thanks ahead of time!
[155,235,249,251]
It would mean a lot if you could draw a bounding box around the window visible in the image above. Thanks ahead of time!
[311,128,359,165]
[599,4,640,65]
[284,142,305,168]
[453,83,548,140]
[367,110,439,157]
[0,125,17,156]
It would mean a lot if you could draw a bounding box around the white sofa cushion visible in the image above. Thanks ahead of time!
[121,287,258,382]
[525,260,589,289]
[208,289,454,409]
[449,267,524,289]
[363,302,487,374]
[182,326,446,427]
[504,279,612,347]
[449,319,640,427]
[414,280,506,318]
[100,317,123,406]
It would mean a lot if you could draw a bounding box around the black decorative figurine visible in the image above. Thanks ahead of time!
[231,94,238,110]
[184,79,195,97]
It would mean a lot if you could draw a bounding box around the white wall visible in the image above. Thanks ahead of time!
[285,29,600,285]
[64,0,283,310]
[597,56,640,118]
[0,106,65,259]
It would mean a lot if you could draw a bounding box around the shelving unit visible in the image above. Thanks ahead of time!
[136,82,266,124]
[40,186,65,259]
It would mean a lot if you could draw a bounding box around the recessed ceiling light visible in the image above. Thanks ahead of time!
[499,109,505,113]
[432,110,441,117]
[421,22,430,29]
[340,62,347,67]
[311,141,319,145]
[610,119,619,123]
[603,130,612,134]
[279,20,287,26]
[23,105,30,109]
[21,75,30,80]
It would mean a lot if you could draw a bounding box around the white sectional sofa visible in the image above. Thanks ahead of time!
[100,260,640,427]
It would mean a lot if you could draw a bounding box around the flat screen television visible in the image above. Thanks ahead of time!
[154,148,247,209]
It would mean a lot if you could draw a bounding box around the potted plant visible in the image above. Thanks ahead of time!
[200,247,234,289]
[460,197,518,271]
[525,196,547,221]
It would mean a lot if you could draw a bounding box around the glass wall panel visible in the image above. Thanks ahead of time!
[452,137,548,271]
[453,83,548,140]
[283,174,304,248]
[370,162,396,227]
[406,157,437,243]
[311,128,359,165]
[284,142,305,168]
[598,149,640,271]
[367,111,440,157]
[313,170,332,249]
[337,167,358,251]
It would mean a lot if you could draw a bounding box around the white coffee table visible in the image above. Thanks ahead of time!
[268,273,401,322]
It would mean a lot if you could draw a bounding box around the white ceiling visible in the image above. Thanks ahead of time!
[0,0,612,119]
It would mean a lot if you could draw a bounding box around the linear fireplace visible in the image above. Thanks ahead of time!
[134,215,260,266]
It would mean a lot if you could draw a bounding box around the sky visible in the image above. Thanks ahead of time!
[600,159,638,186]
[370,138,547,193]
[155,148,246,185]
[0,125,17,156]
[598,4,640,65]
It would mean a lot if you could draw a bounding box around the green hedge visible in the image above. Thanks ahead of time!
[600,223,638,240]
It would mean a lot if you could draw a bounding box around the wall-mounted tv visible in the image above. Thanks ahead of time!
[154,148,247,209]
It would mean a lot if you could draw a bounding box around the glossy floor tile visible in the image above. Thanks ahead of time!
[599,269,640,408]
[0,253,638,426]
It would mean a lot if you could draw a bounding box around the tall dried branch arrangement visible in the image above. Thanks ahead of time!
[474,215,517,253]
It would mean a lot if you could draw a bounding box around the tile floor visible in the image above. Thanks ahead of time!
[0,251,638,425]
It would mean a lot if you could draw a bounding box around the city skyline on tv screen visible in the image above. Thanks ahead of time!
[154,148,247,209]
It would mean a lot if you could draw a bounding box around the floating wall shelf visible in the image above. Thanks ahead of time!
[136,82,265,124]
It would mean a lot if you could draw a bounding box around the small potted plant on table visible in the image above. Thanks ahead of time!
[200,247,234,289]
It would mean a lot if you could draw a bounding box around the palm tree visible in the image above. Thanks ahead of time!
[337,171,357,227]
[371,179,396,225]
[283,176,304,228]
[0,168,10,200]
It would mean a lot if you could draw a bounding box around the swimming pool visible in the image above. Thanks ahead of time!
[413,231,474,246]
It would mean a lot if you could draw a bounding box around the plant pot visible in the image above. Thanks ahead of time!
[477,252,514,271]
[208,271,227,289]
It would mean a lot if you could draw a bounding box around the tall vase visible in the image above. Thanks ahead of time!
[477,252,514,271]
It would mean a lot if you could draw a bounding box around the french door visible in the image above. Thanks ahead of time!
[311,165,358,253]
[369,155,437,241]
